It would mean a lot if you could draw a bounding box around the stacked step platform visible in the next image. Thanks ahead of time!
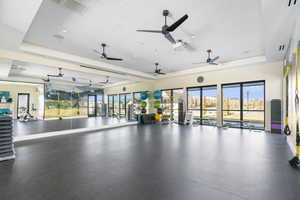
[0,116,15,161]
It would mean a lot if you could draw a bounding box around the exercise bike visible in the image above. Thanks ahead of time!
[18,107,37,122]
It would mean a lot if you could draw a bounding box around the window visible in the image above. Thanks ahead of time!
[96,94,103,116]
[222,84,241,128]
[187,86,217,126]
[187,88,201,124]
[119,93,132,117]
[108,95,114,117]
[113,95,119,116]
[222,81,265,129]
[161,88,184,121]
[119,94,126,116]
[202,86,217,126]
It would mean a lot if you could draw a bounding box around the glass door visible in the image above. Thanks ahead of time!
[161,89,184,120]
[17,93,30,118]
[88,95,97,117]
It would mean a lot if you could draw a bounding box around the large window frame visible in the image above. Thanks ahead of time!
[221,80,265,130]
[187,85,217,126]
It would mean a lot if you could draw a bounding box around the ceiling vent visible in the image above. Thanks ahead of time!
[51,0,87,14]
[288,0,297,7]
[279,45,285,51]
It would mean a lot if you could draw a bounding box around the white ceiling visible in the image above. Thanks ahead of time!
[9,60,123,85]
[24,0,266,73]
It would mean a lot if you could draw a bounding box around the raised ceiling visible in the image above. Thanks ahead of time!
[24,0,266,73]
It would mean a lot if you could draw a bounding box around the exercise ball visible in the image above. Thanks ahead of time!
[140,91,148,100]
[153,100,161,109]
[153,90,162,99]
[140,101,147,109]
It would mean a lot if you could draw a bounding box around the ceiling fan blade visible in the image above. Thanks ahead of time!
[167,14,188,32]
[211,56,220,63]
[158,72,166,75]
[164,32,176,44]
[136,30,162,33]
[209,62,218,65]
[106,57,123,61]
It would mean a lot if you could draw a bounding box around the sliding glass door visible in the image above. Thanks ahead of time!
[222,84,241,128]
[187,86,217,125]
[161,88,184,121]
[202,86,217,125]
[222,81,265,129]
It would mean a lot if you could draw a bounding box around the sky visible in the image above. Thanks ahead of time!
[188,85,264,100]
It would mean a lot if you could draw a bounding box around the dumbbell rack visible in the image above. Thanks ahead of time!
[0,116,15,162]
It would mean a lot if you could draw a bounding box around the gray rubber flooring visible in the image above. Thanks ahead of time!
[12,117,127,136]
[1,125,299,200]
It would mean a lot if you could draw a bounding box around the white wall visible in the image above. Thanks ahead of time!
[105,61,283,131]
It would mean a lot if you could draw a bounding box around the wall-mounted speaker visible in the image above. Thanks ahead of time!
[196,76,204,83]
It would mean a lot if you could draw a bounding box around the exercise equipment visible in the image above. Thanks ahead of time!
[289,42,300,168]
[177,98,185,125]
[153,90,162,99]
[270,99,281,133]
[153,100,161,109]
[140,101,147,109]
[140,91,148,100]
[284,64,291,135]
[0,116,15,162]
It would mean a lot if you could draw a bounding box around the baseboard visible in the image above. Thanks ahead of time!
[14,121,138,143]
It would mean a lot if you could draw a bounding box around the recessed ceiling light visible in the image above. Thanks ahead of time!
[62,30,67,33]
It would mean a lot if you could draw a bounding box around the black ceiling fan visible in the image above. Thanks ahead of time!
[153,63,166,75]
[42,68,64,82]
[193,49,220,65]
[137,10,188,44]
[94,43,123,61]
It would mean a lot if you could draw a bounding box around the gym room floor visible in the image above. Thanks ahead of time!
[1,125,299,200]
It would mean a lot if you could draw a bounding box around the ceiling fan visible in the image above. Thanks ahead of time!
[152,63,166,75]
[99,76,110,85]
[137,10,188,45]
[94,43,123,61]
[42,67,64,82]
[193,49,220,65]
